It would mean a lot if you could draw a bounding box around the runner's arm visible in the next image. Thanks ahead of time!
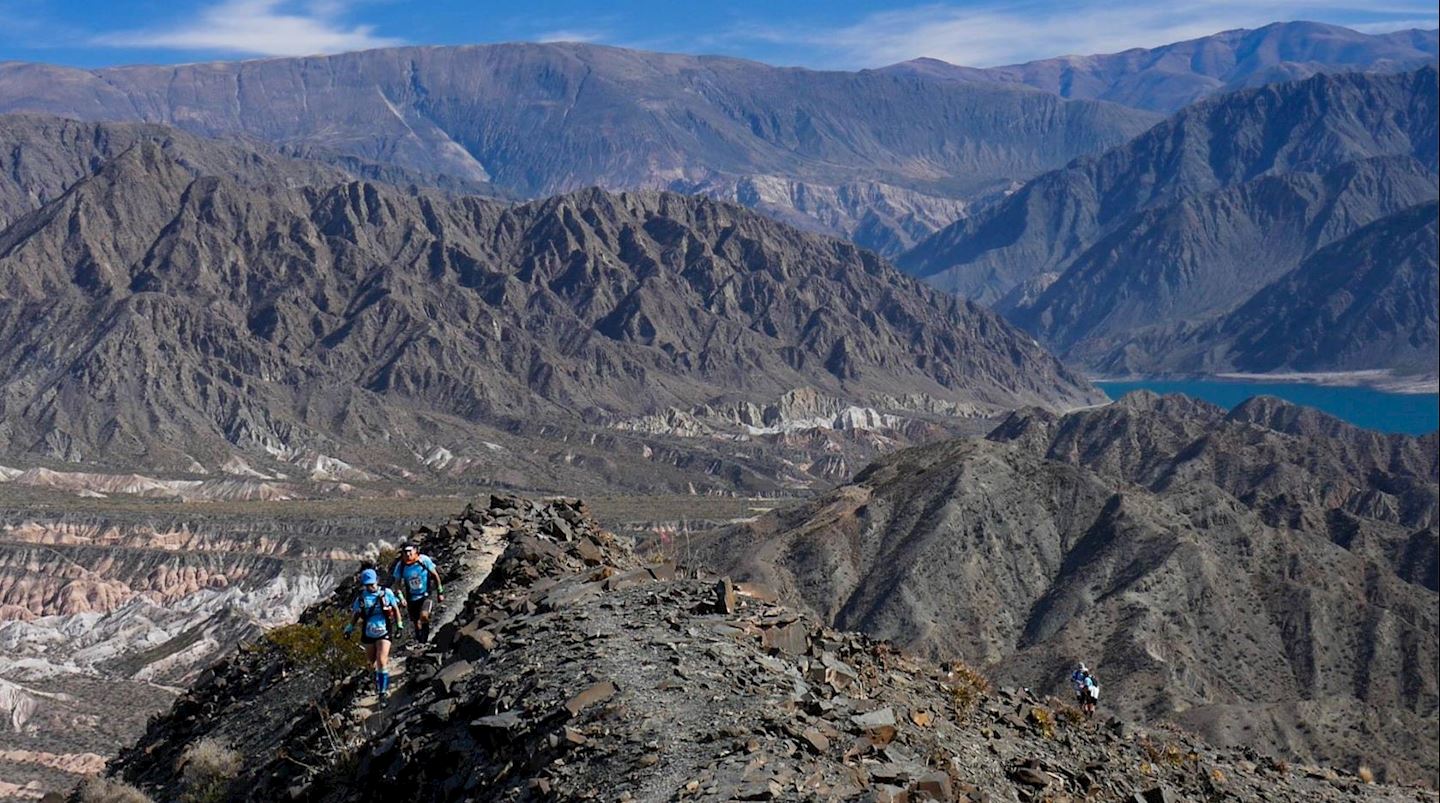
[427,563,444,599]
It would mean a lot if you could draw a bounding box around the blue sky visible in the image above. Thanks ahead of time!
[1,0,1436,70]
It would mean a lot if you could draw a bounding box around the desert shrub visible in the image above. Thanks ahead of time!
[1028,706,1056,739]
[1055,702,1086,726]
[178,737,242,803]
[76,778,154,803]
[1139,737,1197,769]
[374,545,400,576]
[945,660,991,716]
[266,610,366,677]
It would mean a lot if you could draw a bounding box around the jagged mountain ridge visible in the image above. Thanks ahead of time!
[1007,155,1439,363]
[1099,200,1440,375]
[0,134,1099,488]
[0,43,1162,256]
[0,115,504,233]
[95,495,1423,802]
[882,21,1439,112]
[899,67,1438,303]
[693,392,1439,784]
[897,67,1439,374]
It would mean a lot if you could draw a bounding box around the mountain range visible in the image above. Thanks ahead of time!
[0,43,1161,256]
[1108,200,1439,376]
[884,21,1438,112]
[695,392,1439,784]
[898,67,1439,376]
[0,23,1433,261]
[0,117,1097,491]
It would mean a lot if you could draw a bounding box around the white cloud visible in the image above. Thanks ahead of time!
[95,0,403,57]
[533,29,606,44]
[732,1,1439,68]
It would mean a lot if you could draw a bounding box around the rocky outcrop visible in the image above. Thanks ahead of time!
[0,135,1099,489]
[96,496,1425,802]
[694,393,1439,785]
[0,43,1160,254]
[884,22,1439,112]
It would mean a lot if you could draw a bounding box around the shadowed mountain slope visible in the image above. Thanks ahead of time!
[899,67,1438,304]
[1098,200,1439,375]
[693,393,1439,784]
[897,67,1438,375]
[884,21,1438,112]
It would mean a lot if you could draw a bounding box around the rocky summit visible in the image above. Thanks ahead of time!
[694,393,1439,786]
[91,495,1431,802]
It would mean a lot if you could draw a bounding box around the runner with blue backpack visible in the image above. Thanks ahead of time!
[390,542,444,647]
[344,568,402,700]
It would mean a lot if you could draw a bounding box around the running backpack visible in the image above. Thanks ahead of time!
[357,590,391,639]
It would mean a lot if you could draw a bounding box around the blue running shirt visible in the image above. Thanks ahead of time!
[352,587,399,638]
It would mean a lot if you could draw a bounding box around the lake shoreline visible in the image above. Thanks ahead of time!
[1092,370,1439,395]
[1094,378,1439,435]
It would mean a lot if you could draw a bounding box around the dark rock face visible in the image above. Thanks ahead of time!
[100,495,1417,801]
[898,67,1439,373]
[1103,200,1439,375]
[0,43,1160,256]
[695,393,1439,785]
[0,126,1099,488]
[883,21,1439,112]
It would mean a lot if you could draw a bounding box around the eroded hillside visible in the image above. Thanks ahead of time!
[695,393,1439,785]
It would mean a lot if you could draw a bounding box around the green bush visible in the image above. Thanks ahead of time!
[266,610,367,677]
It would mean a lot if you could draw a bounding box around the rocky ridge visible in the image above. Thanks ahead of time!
[693,393,1438,785]
[94,495,1431,802]
[0,134,1099,490]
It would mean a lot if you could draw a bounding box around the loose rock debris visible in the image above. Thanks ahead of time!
[103,496,1435,802]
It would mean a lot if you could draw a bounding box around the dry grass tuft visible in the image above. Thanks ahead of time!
[77,778,154,803]
[179,737,243,803]
[944,660,991,716]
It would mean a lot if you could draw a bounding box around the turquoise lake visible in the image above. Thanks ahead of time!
[1094,379,1439,435]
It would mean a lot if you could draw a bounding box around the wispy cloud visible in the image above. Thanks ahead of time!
[532,29,606,44]
[730,0,1440,68]
[95,0,403,57]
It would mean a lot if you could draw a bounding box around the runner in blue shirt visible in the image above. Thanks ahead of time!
[391,542,444,646]
[344,568,401,699]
